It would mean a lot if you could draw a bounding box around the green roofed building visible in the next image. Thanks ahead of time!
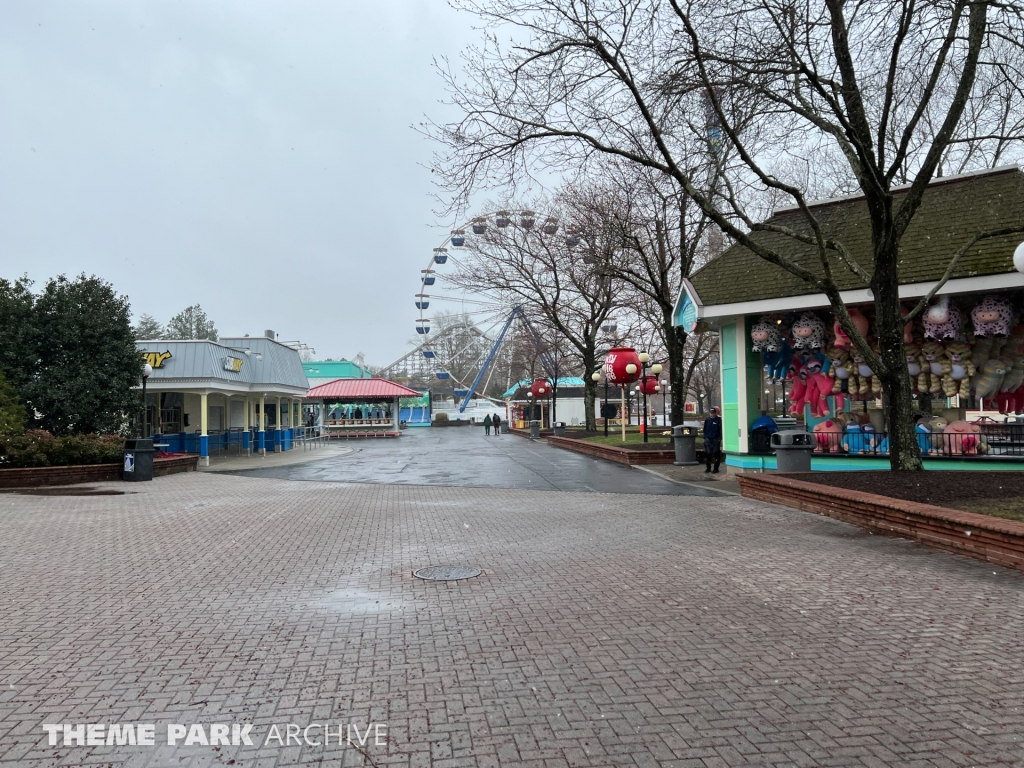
[673,165,1024,471]
[303,359,373,388]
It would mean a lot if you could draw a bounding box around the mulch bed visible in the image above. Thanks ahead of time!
[800,471,1024,523]
[559,432,676,451]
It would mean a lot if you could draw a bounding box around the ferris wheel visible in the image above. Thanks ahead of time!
[399,209,576,410]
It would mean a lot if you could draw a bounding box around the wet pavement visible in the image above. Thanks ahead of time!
[3,473,1022,767]
[226,426,725,495]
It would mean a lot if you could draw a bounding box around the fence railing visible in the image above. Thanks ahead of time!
[750,423,1024,458]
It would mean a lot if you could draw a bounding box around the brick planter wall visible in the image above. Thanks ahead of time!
[546,436,676,466]
[737,473,1024,573]
[153,456,200,477]
[1,455,199,488]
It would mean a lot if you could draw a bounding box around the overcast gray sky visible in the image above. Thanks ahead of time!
[0,1,476,366]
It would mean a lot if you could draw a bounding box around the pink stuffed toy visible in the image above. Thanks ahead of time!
[942,420,981,456]
[813,417,845,453]
[788,351,834,417]
[832,308,869,350]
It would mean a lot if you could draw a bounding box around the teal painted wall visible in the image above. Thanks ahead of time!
[303,360,372,379]
[721,323,740,453]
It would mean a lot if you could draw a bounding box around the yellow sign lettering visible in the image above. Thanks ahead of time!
[141,351,172,369]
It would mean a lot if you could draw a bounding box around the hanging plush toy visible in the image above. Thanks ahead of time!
[827,346,852,394]
[997,325,1024,414]
[920,341,946,395]
[973,358,1008,401]
[971,295,1014,338]
[751,317,792,382]
[832,308,869,350]
[971,335,994,370]
[791,312,828,350]
[899,304,916,344]
[941,341,975,399]
[850,345,881,397]
[904,342,925,394]
[788,351,833,418]
[923,296,963,341]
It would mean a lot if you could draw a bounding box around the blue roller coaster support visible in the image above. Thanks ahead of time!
[458,307,522,412]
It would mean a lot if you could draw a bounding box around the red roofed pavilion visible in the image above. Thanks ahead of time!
[305,378,423,438]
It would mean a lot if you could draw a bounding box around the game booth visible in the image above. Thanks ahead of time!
[305,378,423,438]
[675,166,1024,470]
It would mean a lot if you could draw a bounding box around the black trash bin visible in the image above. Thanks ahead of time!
[672,424,699,466]
[553,421,566,437]
[123,438,155,482]
[529,420,541,439]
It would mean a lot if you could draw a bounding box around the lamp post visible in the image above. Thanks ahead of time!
[592,371,608,436]
[625,362,638,441]
[636,353,663,443]
[140,363,153,438]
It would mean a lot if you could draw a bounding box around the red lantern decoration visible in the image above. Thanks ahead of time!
[639,377,659,395]
[602,347,641,385]
[530,378,551,398]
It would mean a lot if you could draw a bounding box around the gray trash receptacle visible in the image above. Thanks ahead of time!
[530,420,541,439]
[500,421,509,434]
[672,424,699,466]
[553,421,566,437]
[123,438,155,482]
[771,431,814,472]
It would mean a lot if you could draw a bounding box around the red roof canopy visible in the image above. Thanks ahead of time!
[305,378,422,401]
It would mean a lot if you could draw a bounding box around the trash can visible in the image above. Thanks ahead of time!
[771,431,814,472]
[553,421,566,437]
[500,421,509,434]
[123,438,155,482]
[672,424,699,466]
[530,420,541,439]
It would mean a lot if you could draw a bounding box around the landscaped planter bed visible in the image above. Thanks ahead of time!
[792,471,1024,523]
[546,435,677,465]
[737,472,1024,572]
[0,455,199,488]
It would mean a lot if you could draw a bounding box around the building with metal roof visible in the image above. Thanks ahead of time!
[136,334,309,464]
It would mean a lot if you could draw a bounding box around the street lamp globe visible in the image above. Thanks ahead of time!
[625,363,637,375]
[651,363,663,375]
[638,352,650,364]
[142,363,153,379]
[1015,241,1024,273]
[591,371,601,382]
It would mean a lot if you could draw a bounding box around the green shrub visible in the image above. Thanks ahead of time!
[434,412,449,422]
[0,430,125,468]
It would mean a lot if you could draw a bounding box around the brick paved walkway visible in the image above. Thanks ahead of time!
[1,473,1022,767]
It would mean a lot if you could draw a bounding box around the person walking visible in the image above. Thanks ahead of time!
[703,406,723,474]
[491,413,501,436]
[483,414,492,436]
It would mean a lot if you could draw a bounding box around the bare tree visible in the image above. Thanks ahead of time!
[561,161,721,424]
[448,207,618,428]
[429,0,1024,469]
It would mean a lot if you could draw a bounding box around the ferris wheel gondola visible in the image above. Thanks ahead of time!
[411,208,572,411]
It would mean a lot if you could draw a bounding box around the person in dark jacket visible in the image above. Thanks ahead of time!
[703,406,723,474]
[491,414,501,436]
[483,414,492,435]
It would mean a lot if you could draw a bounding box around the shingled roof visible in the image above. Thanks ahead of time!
[687,166,1024,308]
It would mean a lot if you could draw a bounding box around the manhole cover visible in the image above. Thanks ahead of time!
[413,566,482,581]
